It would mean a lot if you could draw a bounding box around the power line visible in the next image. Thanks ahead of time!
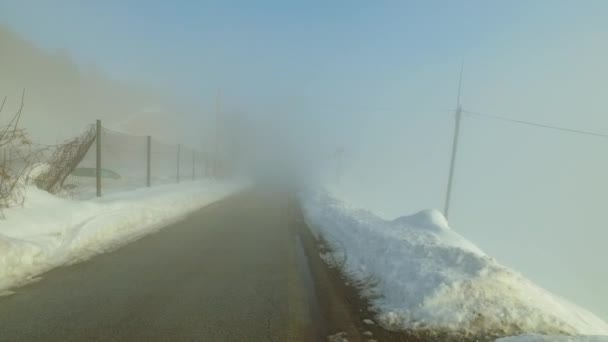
[462,109,608,139]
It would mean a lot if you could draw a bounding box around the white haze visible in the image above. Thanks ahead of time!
[1,0,608,322]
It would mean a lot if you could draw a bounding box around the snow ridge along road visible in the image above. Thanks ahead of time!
[300,188,608,341]
[0,180,245,295]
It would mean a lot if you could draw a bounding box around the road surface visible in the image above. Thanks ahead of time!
[0,188,324,341]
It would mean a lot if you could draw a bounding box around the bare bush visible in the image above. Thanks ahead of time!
[0,90,33,216]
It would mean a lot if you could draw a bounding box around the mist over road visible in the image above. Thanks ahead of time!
[0,188,323,341]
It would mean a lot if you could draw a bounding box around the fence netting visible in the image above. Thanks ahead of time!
[35,126,96,195]
[60,125,207,199]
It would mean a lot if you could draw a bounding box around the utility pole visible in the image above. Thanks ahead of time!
[444,63,464,219]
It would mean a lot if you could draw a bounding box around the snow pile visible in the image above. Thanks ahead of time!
[0,180,245,294]
[300,190,608,338]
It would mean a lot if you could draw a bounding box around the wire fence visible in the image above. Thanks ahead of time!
[56,121,210,200]
[0,92,224,215]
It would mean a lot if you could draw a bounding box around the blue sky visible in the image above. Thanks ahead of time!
[0,1,533,108]
[2,0,608,319]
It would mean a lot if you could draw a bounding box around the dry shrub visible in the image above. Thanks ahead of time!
[0,90,97,218]
[0,91,32,216]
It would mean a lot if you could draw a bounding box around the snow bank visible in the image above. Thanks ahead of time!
[300,190,608,338]
[0,180,245,294]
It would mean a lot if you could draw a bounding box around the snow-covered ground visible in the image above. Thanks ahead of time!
[0,180,245,295]
[300,189,608,340]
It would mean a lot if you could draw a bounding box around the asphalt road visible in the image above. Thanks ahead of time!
[0,188,321,341]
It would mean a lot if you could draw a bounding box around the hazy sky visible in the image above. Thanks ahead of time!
[2,1,608,318]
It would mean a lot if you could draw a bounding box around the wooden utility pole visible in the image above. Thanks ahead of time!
[444,63,464,219]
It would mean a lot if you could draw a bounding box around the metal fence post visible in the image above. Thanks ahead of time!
[146,136,151,187]
[177,144,181,184]
[96,120,102,197]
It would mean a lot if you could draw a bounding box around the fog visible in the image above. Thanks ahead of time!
[2,1,608,319]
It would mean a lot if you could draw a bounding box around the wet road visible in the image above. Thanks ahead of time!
[0,189,320,341]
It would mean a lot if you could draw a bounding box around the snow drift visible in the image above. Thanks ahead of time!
[0,180,244,294]
[300,190,608,339]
